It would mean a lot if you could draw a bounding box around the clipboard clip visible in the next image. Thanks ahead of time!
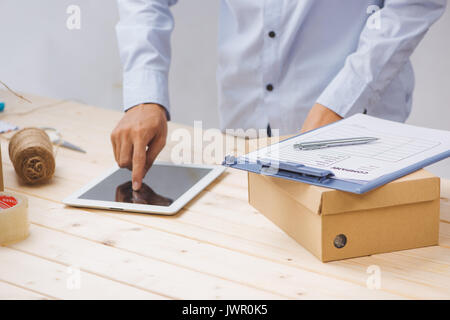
[223,155,334,184]
[257,159,334,183]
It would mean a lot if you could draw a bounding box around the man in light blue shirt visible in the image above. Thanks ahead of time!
[111,0,446,191]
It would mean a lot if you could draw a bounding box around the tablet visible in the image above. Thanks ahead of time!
[63,162,226,215]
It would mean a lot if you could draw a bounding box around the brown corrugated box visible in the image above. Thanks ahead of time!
[248,169,440,262]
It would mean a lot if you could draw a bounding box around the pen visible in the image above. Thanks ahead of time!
[293,137,379,150]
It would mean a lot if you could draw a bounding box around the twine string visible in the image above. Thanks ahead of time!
[0,80,32,103]
[8,128,55,184]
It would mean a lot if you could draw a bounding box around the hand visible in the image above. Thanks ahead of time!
[111,103,168,191]
[301,103,342,133]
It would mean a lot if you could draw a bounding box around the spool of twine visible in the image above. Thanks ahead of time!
[9,128,55,184]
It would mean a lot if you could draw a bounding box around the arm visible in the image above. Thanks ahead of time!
[302,0,447,132]
[112,0,177,190]
[117,0,177,114]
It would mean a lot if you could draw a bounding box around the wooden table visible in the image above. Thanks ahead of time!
[0,93,449,300]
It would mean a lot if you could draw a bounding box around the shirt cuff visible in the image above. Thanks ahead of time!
[122,69,171,120]
[316,64,380,117]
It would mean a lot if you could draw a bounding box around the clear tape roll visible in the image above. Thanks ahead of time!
[0,192,29,246]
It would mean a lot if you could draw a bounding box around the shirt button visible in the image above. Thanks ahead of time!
[268,31,276,38]
[266,84,274,91]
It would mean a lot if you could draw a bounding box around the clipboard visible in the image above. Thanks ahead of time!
[223,152,449,194]
[222,115,450,194]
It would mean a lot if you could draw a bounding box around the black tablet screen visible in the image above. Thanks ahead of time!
[79,164,211,206]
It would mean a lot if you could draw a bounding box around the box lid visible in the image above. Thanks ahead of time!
[266,169,440,215]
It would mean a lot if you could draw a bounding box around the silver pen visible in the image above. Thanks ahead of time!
[293,137,379,151]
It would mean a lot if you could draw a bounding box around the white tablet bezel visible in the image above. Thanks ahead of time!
[63,162,226,215]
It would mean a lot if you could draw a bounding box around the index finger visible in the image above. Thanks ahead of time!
[131,142,147,191]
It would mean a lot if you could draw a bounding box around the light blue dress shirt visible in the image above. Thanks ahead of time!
[116,0,446,135]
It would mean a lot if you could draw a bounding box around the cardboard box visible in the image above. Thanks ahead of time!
[248,169,440,262]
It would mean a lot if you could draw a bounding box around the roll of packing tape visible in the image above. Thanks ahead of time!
[0,192,29,246]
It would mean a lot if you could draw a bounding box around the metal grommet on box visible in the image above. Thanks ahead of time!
[334,234,347,249]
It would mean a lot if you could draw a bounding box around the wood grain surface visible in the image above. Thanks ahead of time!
[0,92,449,299]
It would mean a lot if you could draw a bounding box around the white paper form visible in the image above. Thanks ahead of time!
[245,114,450,182]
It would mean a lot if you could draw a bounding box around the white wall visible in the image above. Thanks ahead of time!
[0,0,449,176]
[408,5,450,177]
[0,0,219,126]
[0,0,123,109]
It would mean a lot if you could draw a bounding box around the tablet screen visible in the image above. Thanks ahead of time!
[79,164,212,207]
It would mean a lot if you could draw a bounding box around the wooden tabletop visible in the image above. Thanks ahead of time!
[0,93,449,300]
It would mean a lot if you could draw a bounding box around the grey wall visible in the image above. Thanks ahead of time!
[0,0,123,110]
[0,0,449,176]
[0,0,219,127]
